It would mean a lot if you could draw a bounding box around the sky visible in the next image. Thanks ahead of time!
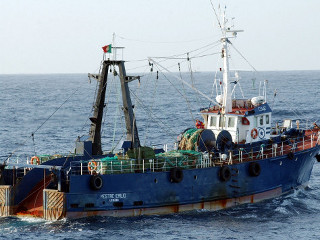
[0,0,320,74]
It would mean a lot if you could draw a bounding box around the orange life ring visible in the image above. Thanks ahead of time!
[195,120,205,129]
[251,128,258,139]
[88,160,98,172]
[30,156,40,165]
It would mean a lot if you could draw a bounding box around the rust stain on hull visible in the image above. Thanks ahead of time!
[66,187,282,219]
[14,176,52,218]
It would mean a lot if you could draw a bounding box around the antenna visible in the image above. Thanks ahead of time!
[226,29,244,38]
[210,0,223,33]
[112,32,116,60]
[111,33,125,61]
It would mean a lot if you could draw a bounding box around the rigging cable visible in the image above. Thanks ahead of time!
[111,67,120,152]
[211,56,222,100]
[178,62,196,123]
[129,90,178,141]
[237,81,245,99]
[32,133,36,156]
[229,42,257,72]
[149,41,220,62]
[80,60,104,134]
[116,33,219,44]
[155,51,220,73]
[150,58,219,106]
[142,71,158,145]
[153,42,221,72]
[127,41,220,72]
[6,78,84,162]
[187,55,201,114]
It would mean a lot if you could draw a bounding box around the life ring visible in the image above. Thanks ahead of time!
[195,120,205,129]
[251,128,258,139]
[170,167,184,183]
[219,166,231,182]
[30,156,40,165]
[88,160,98,172]
[248,162,261,177]
[288,152,295,160]
[90,175,103,190]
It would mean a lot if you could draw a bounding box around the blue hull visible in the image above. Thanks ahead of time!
[62,146,319,218]
[4,144,319,219]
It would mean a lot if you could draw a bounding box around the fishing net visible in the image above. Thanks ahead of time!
[155,150,203,170]
[178,128,203,151]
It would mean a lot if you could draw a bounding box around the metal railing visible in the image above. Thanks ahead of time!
[230,132,320,164]
[67,132,319,176]
[5,132,320,177]
[68,155,213,176]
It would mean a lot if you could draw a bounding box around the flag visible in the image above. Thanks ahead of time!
[102,44,112,53]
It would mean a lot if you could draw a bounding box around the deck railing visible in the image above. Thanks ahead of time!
[67,131,319,176]
[68,154,213,176]
[5,131,320,177]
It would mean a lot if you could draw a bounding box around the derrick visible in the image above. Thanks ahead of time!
[89,60,140,155]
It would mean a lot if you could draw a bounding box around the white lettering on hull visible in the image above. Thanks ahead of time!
[100,193,127,202]
[258,106,266,112]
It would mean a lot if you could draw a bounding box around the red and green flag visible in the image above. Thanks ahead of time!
[102,44,112,53]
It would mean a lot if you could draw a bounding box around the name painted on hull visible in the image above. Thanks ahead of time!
[100,193,127,202]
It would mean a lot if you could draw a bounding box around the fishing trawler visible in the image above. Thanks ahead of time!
[1,11,320,221]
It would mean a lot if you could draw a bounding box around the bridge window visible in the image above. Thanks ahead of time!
[260,116,264,126]
[228,117,235,128]
[266,114,270,124]
[210,116,217,127]
[219,115,226,128]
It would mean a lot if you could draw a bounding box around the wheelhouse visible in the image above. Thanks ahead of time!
[201,98,272,144]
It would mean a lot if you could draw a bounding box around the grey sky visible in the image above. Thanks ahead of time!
[0,0,319,74]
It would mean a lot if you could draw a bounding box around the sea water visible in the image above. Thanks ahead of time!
[1,70,320,239]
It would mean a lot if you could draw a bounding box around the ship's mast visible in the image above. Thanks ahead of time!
[221,12,232,114]
[220,11,243,114]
